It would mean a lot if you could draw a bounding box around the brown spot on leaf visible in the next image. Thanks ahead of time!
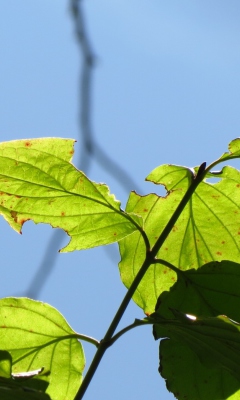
[10,210,18,223]
[221,241,225,244]
[237,184,240,188]
[216,251,222,255]
[61,211,65,216]
[113,232,117,236]
[19,218,29,226]
[24,141,32,147]
[143,208,148,212]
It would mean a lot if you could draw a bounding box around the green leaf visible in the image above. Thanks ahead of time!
[0,379,51,400]
[159,338,240,400]
[217,137,240,163]
[0,298,85,400]
[154,260,240,321]
[0,351,12,379]
[0,388,50,400]
[0,351,51,399]
[0,138,142,251]
[119,161,240,314]
[154,313,240,400]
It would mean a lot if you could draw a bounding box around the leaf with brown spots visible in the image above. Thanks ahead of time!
[0,138,142,251]
[119,161,240,314]
[0,298,84,400]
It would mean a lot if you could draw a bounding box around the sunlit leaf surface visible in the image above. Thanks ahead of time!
[0,138,141,251]
[0,298,85,400]
[119,139,240,313]
[0,351,12,379]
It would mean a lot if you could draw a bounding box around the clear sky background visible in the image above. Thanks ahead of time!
[1,1,240,399]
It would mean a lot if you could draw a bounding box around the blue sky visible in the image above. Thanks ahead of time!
[1,1,240,399]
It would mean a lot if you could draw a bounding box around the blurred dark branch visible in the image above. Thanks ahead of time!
[72,0,95,171]
[26,230,65,299]
[25,0,140,298]
[71,0,141,192]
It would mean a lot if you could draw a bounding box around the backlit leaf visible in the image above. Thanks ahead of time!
[154,313,240,400]
[0,138,142,251]
[119,146,240,314]
[217,137,240,162]
[0,298,85,400]
[0,351,12,379]
[159,338,240,400]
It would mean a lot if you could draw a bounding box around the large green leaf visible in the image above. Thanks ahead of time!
[151,260,240,399]
[154,313,240,400]
[0,298,85,400]
[0,138,142,251]
[159,338,240,400]
[119,140,240,314]
[154,260,240,321]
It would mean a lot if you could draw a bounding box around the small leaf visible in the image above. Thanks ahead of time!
[159,338,240,400]
[217,137,240,162]
[0,138,142,251]
[119,161,240,314]
[0,298,85,400]
[154,313,240,400]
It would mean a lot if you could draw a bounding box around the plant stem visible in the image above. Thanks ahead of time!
[107,318,153,346]
[75,333,100,347]
[75,162,207,400]
[153,258,184,276]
